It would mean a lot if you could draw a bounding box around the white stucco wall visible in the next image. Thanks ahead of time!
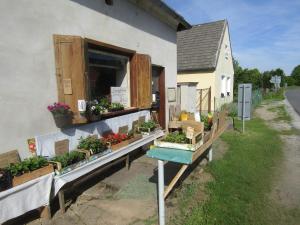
[0,0,177,158]
[214,25,234,107]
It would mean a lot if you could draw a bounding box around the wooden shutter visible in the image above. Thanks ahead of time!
[53,35,87,124]
[130,54,152,109]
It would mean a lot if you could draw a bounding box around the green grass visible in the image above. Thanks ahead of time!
[174,118,289,225]
[263,88,285,101]
[268,105,292,122]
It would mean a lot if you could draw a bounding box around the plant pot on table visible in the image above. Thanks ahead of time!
[12,164,54,187]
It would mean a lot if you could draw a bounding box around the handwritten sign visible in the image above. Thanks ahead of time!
[186,126,194,140]
[55,139,69,156]
[111,87,128,107]
[63,79,73,95]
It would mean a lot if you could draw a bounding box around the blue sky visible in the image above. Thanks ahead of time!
[165,0,300,75]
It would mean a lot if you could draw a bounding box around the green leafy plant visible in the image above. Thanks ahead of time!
[139,120,157,132]
[109,102,125,112]
[201,114,213,131]
[51,151,85,169]
[77,136,107,154]
[7,156,48,177]
[162,131,189,144]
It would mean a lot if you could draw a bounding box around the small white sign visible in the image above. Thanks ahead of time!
[111,87,128,107]
[78,100,86,112]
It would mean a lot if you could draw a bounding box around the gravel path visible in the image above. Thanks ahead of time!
[256,100,300,210]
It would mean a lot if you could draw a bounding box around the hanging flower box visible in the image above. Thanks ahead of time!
[48,102,73,128]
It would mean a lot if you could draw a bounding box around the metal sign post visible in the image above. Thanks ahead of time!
[238,84,252,133]
[270,75,281,91]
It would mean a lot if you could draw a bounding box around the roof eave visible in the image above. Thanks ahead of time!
[178,67,216,74]
[128,0,191,30]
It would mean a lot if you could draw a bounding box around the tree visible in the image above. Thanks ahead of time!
[291,65,300,85]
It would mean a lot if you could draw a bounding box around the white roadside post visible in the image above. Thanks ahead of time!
[242,84,246,133]
[158,160,165,225]
[208,147,213,162]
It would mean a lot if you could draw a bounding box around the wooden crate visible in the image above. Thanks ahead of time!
[128,134,143,144]
[12,164,54,187]
[0,150,20,169]
[154,131,203,152]
[109,140,129,151]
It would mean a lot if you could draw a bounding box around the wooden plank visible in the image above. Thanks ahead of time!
[164,164,188,199]
[0,150,20,168]
[192,122,228,162]
[53,35,87,124]
[130,54,152,109]
[158,68,166,129]
[58,190,65,213]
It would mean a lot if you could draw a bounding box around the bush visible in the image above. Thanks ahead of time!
[263,88,285,100]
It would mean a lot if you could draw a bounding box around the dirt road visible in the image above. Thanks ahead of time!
[256,99,300,216]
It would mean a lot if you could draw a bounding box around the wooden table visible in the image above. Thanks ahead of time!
[147,122,228,225]
[53,130,165,213]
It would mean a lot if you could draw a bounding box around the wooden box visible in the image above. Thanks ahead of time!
[154,131,203,152]
[128,134,143,144]
[109,140,129,151]
[12,164,54,187]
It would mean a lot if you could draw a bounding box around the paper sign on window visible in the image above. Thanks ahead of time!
[111,87,128,107]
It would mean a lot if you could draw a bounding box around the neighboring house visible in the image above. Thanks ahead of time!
[0,0,190,157]
[177,20,234,112]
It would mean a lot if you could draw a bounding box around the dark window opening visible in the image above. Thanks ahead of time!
[87,49,129,102]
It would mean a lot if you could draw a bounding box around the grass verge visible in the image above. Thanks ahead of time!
[268,105,291,122]
[174,118,285,225]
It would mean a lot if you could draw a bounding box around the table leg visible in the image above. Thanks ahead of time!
[208,147,213,162]
[58,190,65,213]
[164,164,188,199]
[126,154,130,170]
[158,160,165,225]
[39,205,51,219]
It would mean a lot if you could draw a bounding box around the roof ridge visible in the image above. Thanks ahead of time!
[192,19,227,27]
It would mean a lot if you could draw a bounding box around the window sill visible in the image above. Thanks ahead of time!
[100,107,139,119]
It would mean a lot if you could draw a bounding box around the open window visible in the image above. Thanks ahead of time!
[53,35,152,125]
[87,49,130,106]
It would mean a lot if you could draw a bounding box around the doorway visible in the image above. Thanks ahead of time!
[151,66,166,129]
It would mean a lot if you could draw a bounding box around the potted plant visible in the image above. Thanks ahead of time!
[137,120,157,134]
[6,156,53,187]
[77,136,109,156]
[51,151,87,175]
[103,133,129,151]
[48,102,72,128]
[108,102,125,112]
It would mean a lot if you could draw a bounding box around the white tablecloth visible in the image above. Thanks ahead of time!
[36,110,150,157]
[53,130,164,195]
[0,173,54,224]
